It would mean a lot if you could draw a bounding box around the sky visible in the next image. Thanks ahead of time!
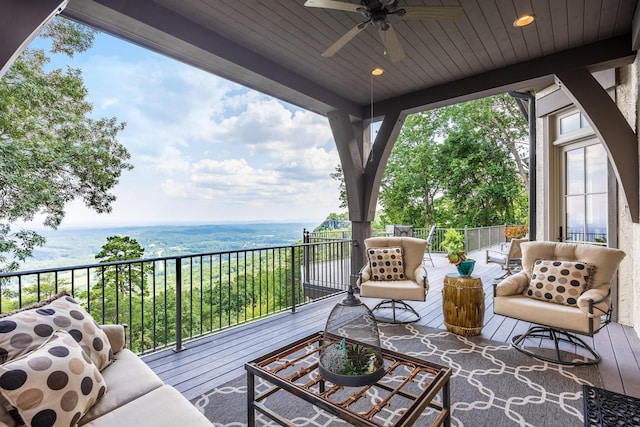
[28,26,342,229]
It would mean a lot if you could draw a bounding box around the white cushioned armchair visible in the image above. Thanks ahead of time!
[494,241,625,365]
[357,236,429,323]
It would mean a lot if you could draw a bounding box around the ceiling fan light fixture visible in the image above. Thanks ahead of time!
[513,14,534,27]
[371,67,384,76]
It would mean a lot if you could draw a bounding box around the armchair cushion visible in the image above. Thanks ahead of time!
[367,247,405,281]
[524,259,591,306]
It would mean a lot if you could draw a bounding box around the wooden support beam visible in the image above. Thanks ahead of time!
[0,0,67,77]
[363,109,407,221]
[372,35,635,121]
[555,69,640,223]
[327,111,366,222]
[328,108,406,281]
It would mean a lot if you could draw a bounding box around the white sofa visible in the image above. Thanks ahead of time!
[0,293,211,426]
[80,324,211,426]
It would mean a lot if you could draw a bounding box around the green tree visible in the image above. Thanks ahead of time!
[433,132,526,226]
[380,94,528,227]
[0,17,132,272]
[95,236,146,294]
[379,111,441,227]
[314,212,349,231]
[431,93,529,193]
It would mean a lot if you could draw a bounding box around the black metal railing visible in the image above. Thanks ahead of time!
[0,224,520,355]
[0,239,352,355]
[310,224,514,254]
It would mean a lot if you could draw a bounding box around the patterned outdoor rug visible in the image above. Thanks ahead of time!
[191,323,602,426]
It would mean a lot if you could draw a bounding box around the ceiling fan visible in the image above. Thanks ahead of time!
[304,0,463,63]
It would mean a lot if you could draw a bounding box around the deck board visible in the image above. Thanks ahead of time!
[142,246,640,401]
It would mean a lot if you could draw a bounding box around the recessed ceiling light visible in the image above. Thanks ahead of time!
[514,14,535,27]
[371,67,384,76]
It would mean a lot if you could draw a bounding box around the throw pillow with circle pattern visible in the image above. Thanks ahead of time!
[524,259,592,306]
[0,291,113,370]
[367,247,405,281]
[0,329,107,427]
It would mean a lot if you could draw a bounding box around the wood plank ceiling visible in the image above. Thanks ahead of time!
[62,0,637,120]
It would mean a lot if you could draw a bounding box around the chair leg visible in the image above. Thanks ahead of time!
[425,247,435,267]
[511,326,600,366]
[370,299,421,324]
[493,268,511,280]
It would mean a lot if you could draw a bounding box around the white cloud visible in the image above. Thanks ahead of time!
[42,32,343,228]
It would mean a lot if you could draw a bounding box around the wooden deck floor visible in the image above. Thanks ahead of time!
[142,247,640,402]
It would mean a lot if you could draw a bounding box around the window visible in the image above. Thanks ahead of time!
[559,111,589,135]
[563,143,607,245]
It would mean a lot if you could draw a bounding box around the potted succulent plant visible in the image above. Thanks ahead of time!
[440,228,475,276]
[319,338,384,387]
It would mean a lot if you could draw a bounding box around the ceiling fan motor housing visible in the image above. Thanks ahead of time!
[371,10,389,29]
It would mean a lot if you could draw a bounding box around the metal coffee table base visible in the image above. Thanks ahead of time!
[246,332,452,427]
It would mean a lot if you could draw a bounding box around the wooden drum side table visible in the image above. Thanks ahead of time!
[442,274,485,336]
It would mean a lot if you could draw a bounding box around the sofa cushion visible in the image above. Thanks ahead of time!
[367,247,405,281]
[0,330,106,427]
[78,349,164,425]
[81,385,211,427]
[0,291,113,370]
[524,259,591,306]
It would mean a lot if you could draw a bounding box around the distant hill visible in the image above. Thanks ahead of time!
[317,219,350,230]
[19,222,317,270]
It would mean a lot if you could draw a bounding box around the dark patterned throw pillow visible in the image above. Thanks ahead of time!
[524,259,592,306]
[0,330,107,427]
[367,247,405,281]
[0,291,113,370]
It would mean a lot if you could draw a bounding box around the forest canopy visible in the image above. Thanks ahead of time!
[332,93,529,229]
[0,18,132,272]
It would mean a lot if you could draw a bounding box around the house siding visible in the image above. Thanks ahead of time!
[616,55,640,333]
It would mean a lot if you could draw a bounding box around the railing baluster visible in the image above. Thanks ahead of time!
[198,256,203,336]
[163,259,168,350]
[290,245,296,313]
[140,262,145,353]
[175,257,183,352]
[189,257,193,339]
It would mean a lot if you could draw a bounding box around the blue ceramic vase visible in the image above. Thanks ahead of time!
[456,259,476,276]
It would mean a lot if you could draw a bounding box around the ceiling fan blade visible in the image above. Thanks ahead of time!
[401,5,464,20]
[304,0,360,13]
[379,25,406,63]
[322,23,366,57]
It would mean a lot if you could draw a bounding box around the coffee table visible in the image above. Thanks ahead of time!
[245,331,452,426]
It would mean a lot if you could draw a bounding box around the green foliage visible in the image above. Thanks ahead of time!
[95,236,145,262]
[0,17,132,272]
[439,228,466,265]
[95,236,147,294]
[0,240,340,354]
[330,165,348,210]
[40,19,96,56]
[332,93,529,229]
[379,111,441,228]
[0,226,46,272]
[432,131,526,227]
[314,212,349,232]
